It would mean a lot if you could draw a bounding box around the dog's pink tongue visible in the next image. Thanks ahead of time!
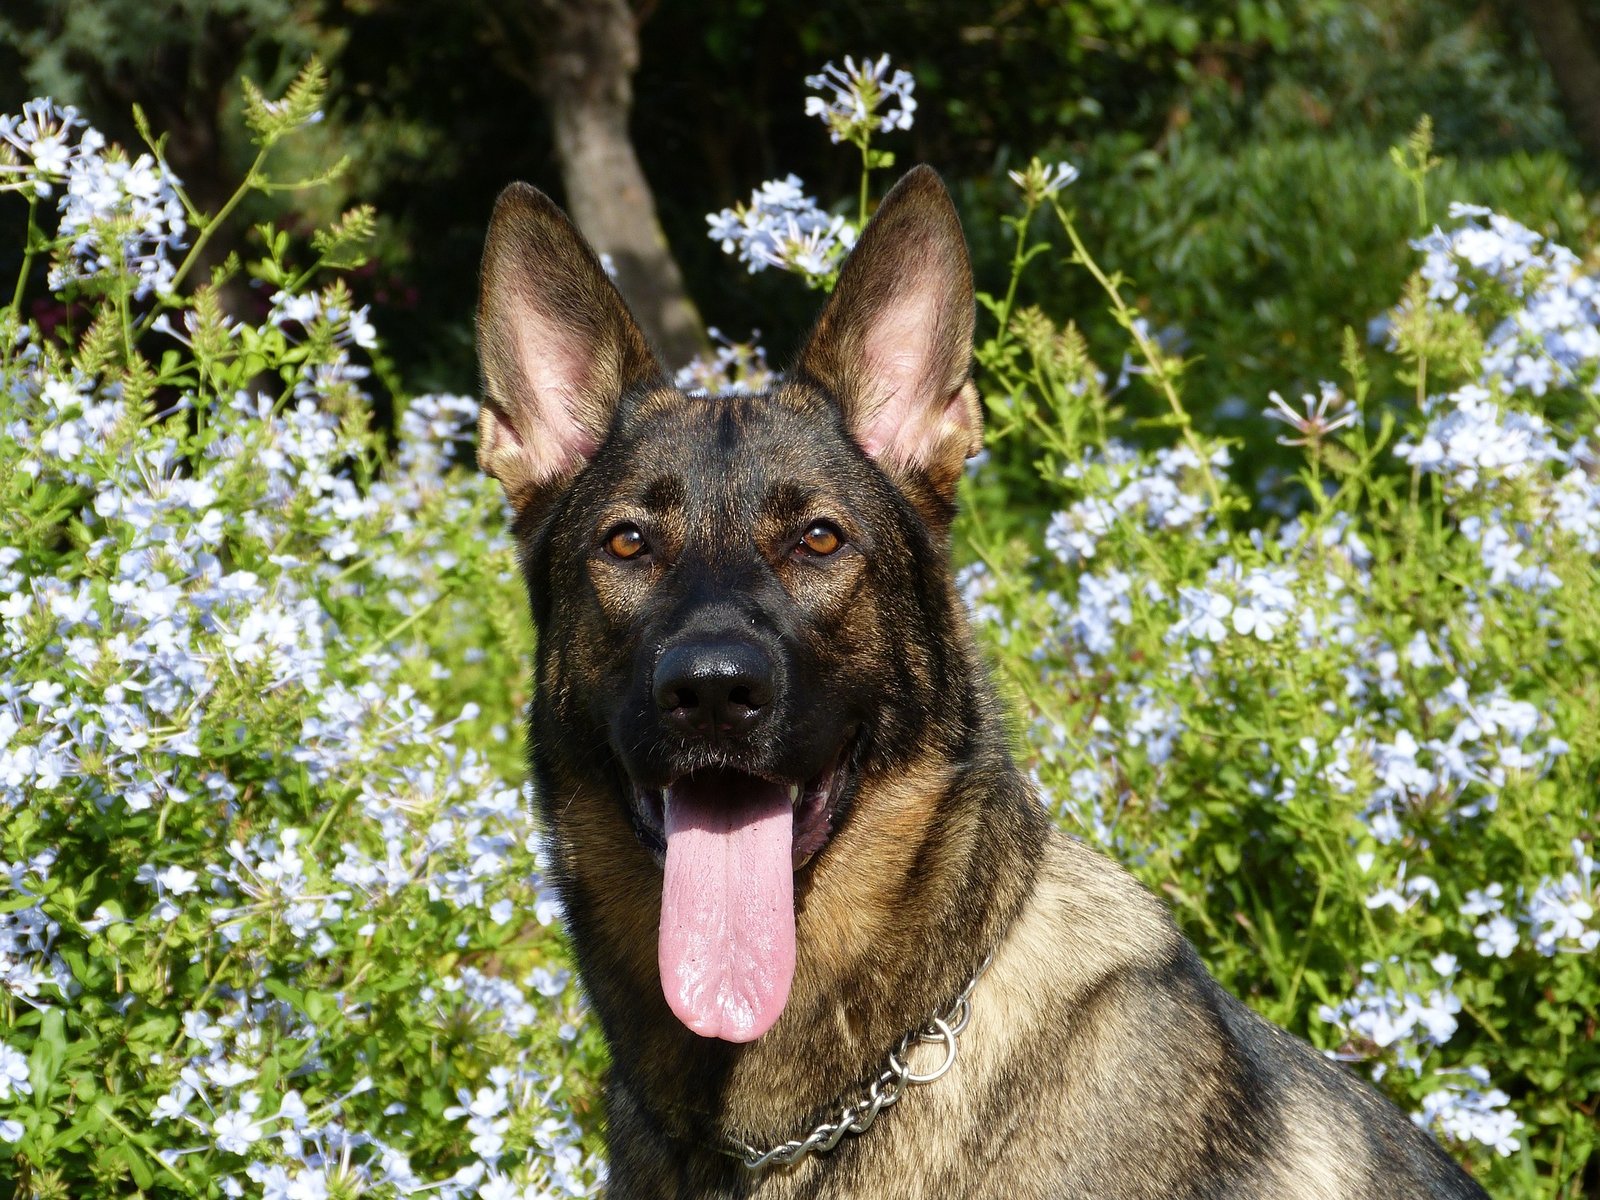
[660,776,795,1043]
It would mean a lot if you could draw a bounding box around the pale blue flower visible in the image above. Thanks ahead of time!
[1264,382,1356,447]
[210,1099,264,1154]
[0,1039,31,1099]
[1474,914,1519,958]
[1007,160,1079,200]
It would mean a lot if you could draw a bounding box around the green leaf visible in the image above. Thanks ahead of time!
[123,1142,155,1190]
[30,1008,67,1093]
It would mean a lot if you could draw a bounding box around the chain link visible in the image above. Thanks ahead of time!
[722,953,992,1173]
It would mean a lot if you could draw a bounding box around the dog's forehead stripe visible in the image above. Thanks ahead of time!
[619,388,849,481]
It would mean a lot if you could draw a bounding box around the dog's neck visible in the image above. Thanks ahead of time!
[541,710,1050,1160]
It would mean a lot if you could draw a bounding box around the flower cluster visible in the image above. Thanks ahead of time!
[1044,441,1225,567]
[804,55,917,146]
[709,55,920,286]
[1317,958,1522,1157]
[1416,1069,1525,1161]
[1,98,188,299]
[1523,839,1599,956]
[674,328,775,396]
[1167,559,1298,645]
[1317,956,1461,1068]
[0,100,95,197]
[705,174,857,281]
[1412,203,1600,397]
[1396,383,1563,492]
[1007,158,1080,207]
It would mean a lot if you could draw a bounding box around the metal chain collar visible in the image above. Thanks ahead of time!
[721,953,993,1173]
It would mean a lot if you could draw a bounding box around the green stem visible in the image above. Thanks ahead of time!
[1404,356,1427,561]
[116,269,136,366]
[1052,202,1225,515]
[1308,441,1326,515]
[306,791,349,854]
[858,142,872,228]
[134,144,271,340]
[284,253,332,296]
[989,205,1038,357]
[360,594,444,653]
[1458,995,1507,1048]
[9,192,39,321]
[1281,876,1327,1014]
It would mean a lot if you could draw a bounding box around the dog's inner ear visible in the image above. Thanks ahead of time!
[796,165,980,507]
[477,182,665,514]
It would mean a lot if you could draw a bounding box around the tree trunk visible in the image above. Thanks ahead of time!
[490,0,706,368]
[1522,0,1600,172]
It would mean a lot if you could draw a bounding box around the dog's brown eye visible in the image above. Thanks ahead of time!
[799,522,843,557]
[605,524,649,560]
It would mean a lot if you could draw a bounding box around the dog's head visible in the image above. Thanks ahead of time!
[478,167,980,1045]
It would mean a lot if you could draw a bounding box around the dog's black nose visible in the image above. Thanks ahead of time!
[654,640,774,739]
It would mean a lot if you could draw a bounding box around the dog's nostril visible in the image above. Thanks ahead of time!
[669,687,698,712]
[727,685,756,710]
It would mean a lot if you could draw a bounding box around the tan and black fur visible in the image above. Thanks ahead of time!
[476,166,1490,1199]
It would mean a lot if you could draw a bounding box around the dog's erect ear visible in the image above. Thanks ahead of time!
[477,182,665,514]
[796,165,980,509]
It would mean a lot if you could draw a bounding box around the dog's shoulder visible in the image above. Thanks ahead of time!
[1002,826,1180,985]
[950,830,1490,1200]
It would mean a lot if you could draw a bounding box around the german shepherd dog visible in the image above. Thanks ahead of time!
[476,167,1489,1198]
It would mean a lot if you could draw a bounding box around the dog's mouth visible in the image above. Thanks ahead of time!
[625,748,853,1045]
[627,749,851,872]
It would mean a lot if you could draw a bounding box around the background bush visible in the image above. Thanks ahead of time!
[1,0,1596,396]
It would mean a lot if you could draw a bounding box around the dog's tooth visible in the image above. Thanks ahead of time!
[788,783,800,805]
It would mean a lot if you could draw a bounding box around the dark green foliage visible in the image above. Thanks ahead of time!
[3,0,1594,403]
[1069,134,1593,450]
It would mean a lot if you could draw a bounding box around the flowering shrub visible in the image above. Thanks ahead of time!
[958,153,1599,1196]
[1,53,1596,1199]
[1,66,604,1198]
